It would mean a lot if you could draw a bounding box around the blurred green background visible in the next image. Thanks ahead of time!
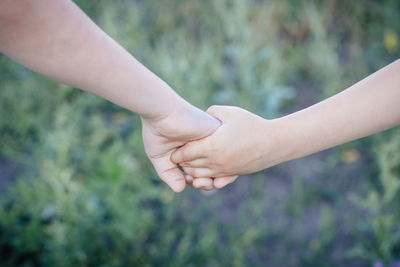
[0,0,399,266]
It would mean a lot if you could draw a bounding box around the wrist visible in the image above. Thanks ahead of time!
[258,117,299,168]
[139,81,189,124]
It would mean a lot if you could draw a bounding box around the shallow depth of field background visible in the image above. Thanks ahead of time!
[0,0,400,266]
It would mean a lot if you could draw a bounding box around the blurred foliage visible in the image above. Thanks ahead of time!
[0,0,399,266]
[349,129,400,264]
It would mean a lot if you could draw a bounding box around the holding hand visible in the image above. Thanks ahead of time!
[142,102,221,192]
[171,105,282,187]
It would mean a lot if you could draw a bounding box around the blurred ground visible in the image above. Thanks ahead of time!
[0,158,18,192]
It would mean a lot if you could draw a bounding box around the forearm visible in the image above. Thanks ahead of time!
[0,0,183,120]
[171,60,399,180]
[274,59,400,164]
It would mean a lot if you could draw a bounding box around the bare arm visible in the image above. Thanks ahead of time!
[278,59,400,164]
[172,59,400,185]
[0,0,221,192]
[0,0,180,120]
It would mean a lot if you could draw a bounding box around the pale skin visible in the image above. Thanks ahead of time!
[0,0,235,192]
[172,59,400,188]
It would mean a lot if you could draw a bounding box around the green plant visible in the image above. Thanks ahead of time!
[349,129,400,264]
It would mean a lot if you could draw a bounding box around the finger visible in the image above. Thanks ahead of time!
[185,174,195,188]
[206,105,233,121]
[149,154,186,193]
[213,175,239,189]
[171,141,207,164]
[178,158,209,168]
[192,177,214,191]
[185,175,214,191]
[182,166,215,178]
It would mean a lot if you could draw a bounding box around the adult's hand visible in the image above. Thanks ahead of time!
[142,102,221,192]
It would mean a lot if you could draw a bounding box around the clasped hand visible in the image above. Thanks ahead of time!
[142,102,278,192]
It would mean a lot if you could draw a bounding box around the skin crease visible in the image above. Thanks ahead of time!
[172,59,400,182]
[0,0,238,192]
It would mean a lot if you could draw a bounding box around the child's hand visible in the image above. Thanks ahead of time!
[171,105,280,185]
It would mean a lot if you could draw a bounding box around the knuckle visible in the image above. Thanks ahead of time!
[228,106,242,115]
[206,105,219,113]
[205,145,220,161]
